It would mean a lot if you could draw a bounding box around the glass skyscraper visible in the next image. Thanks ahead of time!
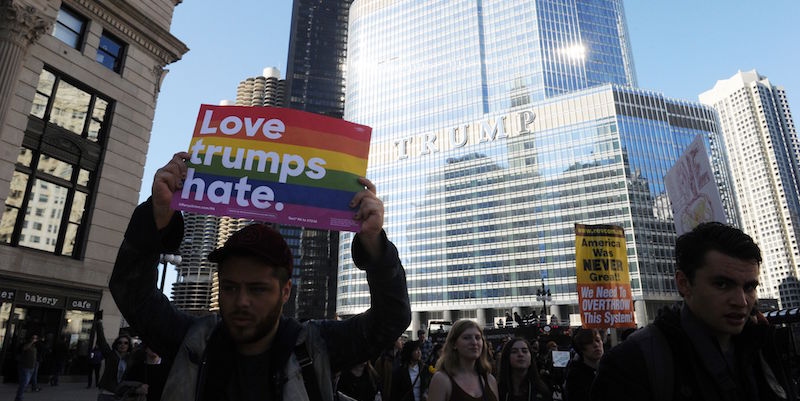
[286,0,353,117]
[284,0,354,320]
[338,0,738,330]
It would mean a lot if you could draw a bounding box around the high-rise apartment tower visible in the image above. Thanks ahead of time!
[700,70,800,308]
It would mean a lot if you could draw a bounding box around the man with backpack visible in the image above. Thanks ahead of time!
[591,222,796,401]
[109,152,411,400]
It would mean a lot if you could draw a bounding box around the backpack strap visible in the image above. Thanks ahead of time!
[295,341,323,401]
[632,325,673,401]
[478,371,490,401]
[758,351,788,400]
[399,365,422,401]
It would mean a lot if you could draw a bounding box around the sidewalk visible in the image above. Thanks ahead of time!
[0,382,98,401]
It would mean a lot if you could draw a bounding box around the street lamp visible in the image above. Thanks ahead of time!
[536,281,552,323]
[159,253,182,292]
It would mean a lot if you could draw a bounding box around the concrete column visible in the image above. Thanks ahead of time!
[443,310,454,322]
[549,304,562,325]
[0,1,52,131]
[634,300,648,328]
[411,311,423,339]
[476,308,487,328]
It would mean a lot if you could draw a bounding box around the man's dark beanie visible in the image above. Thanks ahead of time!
[208,224,293,275]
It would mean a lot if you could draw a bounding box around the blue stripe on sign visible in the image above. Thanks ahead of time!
[185,171,356,212]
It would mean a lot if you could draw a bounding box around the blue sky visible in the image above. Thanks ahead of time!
[145,1,800,294]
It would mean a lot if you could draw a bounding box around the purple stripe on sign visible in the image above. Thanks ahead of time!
[172,195,361,232]
[181,171,355,212]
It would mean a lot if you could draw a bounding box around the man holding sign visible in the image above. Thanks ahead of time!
[109,150,410,401]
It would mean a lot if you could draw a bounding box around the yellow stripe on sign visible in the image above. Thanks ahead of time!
[192,136,368,177]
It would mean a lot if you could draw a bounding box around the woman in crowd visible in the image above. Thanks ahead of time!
[95,320,143,400]
[497,338,551,401]
[391,340,431,401]
[427,320,498,401]
[563,329,603,401]
[337,360,381,401]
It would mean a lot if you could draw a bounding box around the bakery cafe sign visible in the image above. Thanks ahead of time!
[1,287,96,311]
[394,110,535,161]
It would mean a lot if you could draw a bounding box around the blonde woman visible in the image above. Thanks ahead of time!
[428,320,498,401]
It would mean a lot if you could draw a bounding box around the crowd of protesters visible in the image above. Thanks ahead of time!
[333,222,800,401]
[335,324,602,401]
[10,314,613,401]
[10,153,799,401]
[342,317,798,401]
[10,320,169,401]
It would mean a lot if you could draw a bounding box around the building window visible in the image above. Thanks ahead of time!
[96,31,125,73]
[53,6,86,49]
[0,68,111,258]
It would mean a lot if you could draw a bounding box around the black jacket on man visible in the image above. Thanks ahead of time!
[109,199,411,401]
[591,304,796,401]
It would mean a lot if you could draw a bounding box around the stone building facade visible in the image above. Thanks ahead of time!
[0,0,186,376]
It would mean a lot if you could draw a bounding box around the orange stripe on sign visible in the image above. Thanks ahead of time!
[194,123,370,157]
[281,127,370,157]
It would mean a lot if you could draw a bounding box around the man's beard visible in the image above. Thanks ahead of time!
[223,299,283,345]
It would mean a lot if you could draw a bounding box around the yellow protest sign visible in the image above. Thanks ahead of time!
[575,224,636,328]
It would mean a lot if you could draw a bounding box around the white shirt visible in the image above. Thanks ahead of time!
[409,364,421,401]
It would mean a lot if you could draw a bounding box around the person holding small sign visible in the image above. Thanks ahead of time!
[591,222,796,401]
[109,152,411,401]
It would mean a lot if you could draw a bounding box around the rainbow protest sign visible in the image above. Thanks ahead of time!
[171,104,372,232]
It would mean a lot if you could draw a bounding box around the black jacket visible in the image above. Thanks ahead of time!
[591,304,796,401]
[390,363,430,401]
[337,365,380,401]
[565,359,595,401]
[95,321,135,394]
[126,350,170,401]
